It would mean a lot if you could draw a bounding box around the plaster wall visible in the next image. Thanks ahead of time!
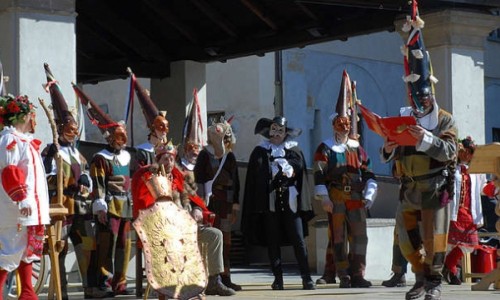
[206,55,275,162]
[0,10,76,145]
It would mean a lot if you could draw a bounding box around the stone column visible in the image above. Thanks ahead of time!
[396,10,500,143]
[0,0,76,144]
[151,60,207,146]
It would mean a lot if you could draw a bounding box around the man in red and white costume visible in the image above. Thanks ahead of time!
[0,94,50,299]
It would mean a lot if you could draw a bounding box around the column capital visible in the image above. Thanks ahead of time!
[395,9,500,50]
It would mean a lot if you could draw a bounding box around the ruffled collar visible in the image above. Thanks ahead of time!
[322,137,359,153]
[258,139,298,158]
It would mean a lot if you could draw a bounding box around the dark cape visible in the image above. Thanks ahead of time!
[241,144,314,246]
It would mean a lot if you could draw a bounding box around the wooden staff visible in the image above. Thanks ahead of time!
[38,98,66,300]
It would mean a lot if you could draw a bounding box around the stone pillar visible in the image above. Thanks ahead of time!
[151,61,207,146]
[0,0,76,144]
[396,10,500,143]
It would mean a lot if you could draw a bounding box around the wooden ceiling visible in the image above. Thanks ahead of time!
[76,0,500,83]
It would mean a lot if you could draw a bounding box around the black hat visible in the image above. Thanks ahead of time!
[254,116,302,139]
[402,0,438,111]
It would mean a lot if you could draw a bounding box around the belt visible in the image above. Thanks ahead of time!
[400,170,445,184]
[328,182,364,193]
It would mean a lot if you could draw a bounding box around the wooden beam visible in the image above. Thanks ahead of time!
[240,0,279,30]
[78,0,169,63]
[143,0,199,45]
[77,57,170,83]
[295,1,320,21]
[190,0,239,38]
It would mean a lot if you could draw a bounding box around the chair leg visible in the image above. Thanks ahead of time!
[136,245,143,298]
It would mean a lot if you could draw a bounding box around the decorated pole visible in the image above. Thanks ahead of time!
[38,98,67,300]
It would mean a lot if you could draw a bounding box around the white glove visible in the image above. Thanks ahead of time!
[364,199,373,209]
[321,195,333,213]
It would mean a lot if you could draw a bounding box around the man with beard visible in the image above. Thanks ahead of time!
[41,64,103,299]
[0,94,50,299]
[313,70,378,289]
[73,83,134,296]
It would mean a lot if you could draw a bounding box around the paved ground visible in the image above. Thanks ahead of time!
[39,266,500,300]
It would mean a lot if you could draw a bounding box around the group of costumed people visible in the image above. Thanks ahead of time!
[0,60,245,300]
[0,2,495,300]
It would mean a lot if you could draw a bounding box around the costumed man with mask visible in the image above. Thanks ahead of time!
[381,2,457,299]
[313,70,377,289]
[127,68,169,168]
[194,117,241,291]
[0,94,50,299]
[242,116,315,290]
[126,68,171,297]
[73,83,134,296]
[177,90,235,296]
[132,141,210,299]
[41,64,103,299]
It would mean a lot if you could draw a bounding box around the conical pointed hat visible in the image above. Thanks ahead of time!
[182,88,205,148]
[127,68,160,129]
[331,69,352,120]
[43,63,76,129]
[402,0,438,111]
[72,82,121,137]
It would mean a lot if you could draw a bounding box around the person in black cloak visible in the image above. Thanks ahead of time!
[241,116,315,290]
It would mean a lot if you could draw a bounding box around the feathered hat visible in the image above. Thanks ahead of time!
[72,82,124,139]
[182,88,205,150]
[126,67,167,136]
[254,116,302,139]
[43,63,76,132]
[402,0,438,111]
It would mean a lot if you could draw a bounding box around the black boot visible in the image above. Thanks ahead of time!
[221,274,242,291]
[271,275,284,290]
[351,276,372,288]
[424,278,442,300]
[205,275,236,296]
[405,273,425,300]
[382,273,406,287]
[302,275,315,290]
